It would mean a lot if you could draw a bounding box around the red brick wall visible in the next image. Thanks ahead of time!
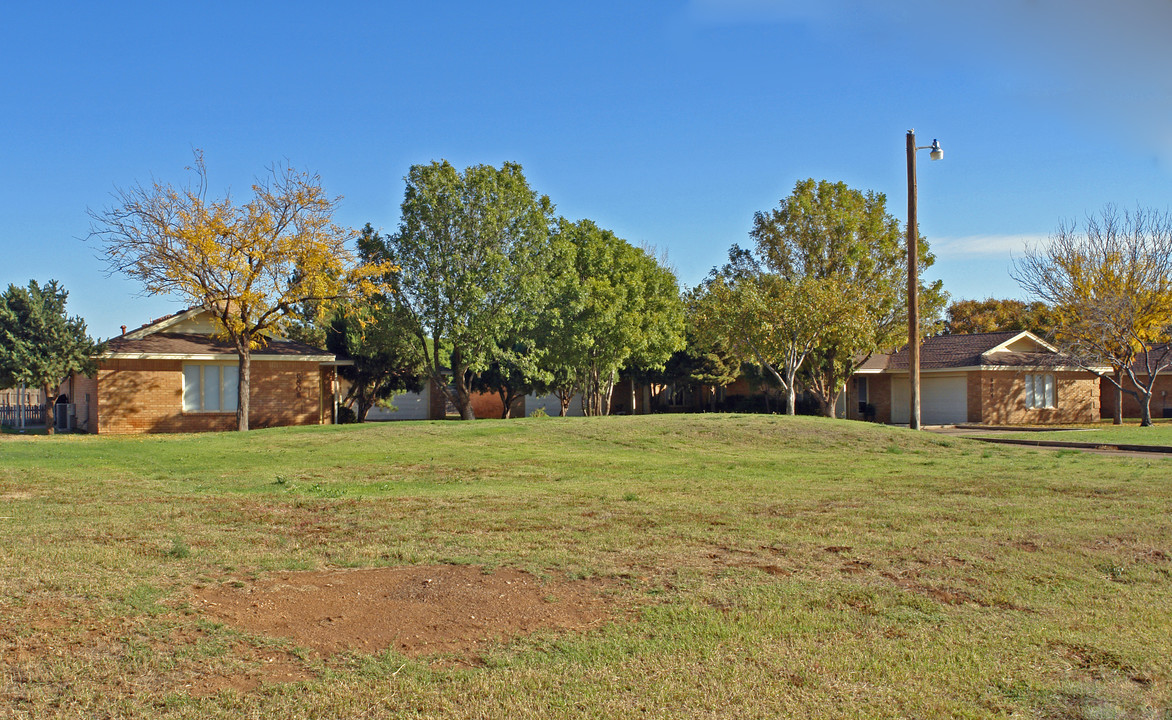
[969,370,1098,425]
[967,374,983,424]
[470,391,507,419]
[96,359,325,434]
[420,380,522,420]
[845,375,891,423]
[1100,374,1172,420]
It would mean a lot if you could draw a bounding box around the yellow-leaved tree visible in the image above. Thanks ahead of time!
[1014,205,1172,426]
[88,152,389,431]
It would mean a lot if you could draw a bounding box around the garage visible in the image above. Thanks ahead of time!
[365,385,431,421]
[891,374,968,426]
[524,393,585,417]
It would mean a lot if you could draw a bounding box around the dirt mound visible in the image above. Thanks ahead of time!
[195,565,615,658]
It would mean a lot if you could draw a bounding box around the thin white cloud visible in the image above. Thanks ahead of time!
[931,233,1049,258]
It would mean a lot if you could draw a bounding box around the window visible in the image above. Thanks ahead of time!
[183,364,239,412]
[855,376,868,413]
[1024,373,1056,409]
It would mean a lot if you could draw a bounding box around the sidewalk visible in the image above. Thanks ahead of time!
[927,425,1172,456]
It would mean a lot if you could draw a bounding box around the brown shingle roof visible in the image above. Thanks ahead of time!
[880,331,1081,370]
[886,332,1020,370]
[1122,344,1172,374]
[104,333,331,358]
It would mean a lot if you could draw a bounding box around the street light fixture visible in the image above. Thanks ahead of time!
[906,129,942,431]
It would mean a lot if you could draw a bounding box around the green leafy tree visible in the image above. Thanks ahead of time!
[750,179,947,417]
[370,161,554,420]
[690,248,853,415]
[650,309,741,412]
[541,219,685,416]
[944,298,1058,336]
[471,338,548,418]
[325,301,426,423]
[0,280,98,430]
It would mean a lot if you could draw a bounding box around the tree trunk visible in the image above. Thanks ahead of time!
[1140,398,1153,427]
[237,344,251,431]
[781,367,799,417]
[603,369,616,416]
[456,375,475,420]
[586,365,601,416]
[448,350,476,420]
[555,387,572,416]
[1113,369,1123,425]
[820,391,838,419]
[42,382,54,435]
[630,379,637,415]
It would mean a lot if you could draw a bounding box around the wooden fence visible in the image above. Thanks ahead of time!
[0,404,48,427]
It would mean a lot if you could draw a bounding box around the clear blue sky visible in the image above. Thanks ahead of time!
[4,1,1172,338]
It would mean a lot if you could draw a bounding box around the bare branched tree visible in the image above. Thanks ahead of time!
[1013,205,1172,426]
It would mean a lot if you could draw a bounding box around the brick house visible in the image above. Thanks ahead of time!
[844,331,1104,426]
[62,308,343,434]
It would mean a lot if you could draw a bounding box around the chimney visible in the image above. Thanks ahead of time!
[121,325,127,335]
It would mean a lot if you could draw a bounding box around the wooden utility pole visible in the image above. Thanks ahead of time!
[906,130,921,431]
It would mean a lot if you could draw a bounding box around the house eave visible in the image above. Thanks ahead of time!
[99,352,335,362]
[878,364,1109,374]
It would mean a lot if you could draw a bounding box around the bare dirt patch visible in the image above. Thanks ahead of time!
[195,565,616,659]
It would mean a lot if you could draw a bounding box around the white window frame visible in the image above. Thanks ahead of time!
[1024,373,1056,409]
[183,363,240,413]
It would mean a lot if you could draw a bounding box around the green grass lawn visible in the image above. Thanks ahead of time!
[981,423,1172,447]
[2,415,1169,718]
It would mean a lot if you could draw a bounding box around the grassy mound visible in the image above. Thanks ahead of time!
[1,415,1169,718]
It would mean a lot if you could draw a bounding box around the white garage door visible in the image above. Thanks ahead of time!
[525,393,585,417]
[891,375,968,426]
[365,386,431,421]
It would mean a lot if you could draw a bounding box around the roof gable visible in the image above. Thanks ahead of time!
[123,308,206,339]
[985,331,1058,355]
